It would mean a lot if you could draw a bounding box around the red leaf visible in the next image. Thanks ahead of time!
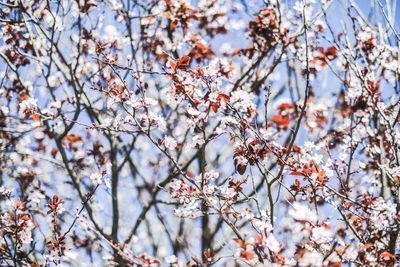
[241,250,254,260]
[211,102,219,112]
[291,179,301,191]
[166,58,177,71]
[31,114,40,121]
[380,251,394,260]
[272,114,290,129]
[176,55,191,70]
[361,243,374,250]
[237,163,247,175]
[324,46,337,60]
[217,93,230,103]
[51,148,58,158]
[342,202,353,208]
[65,134,82,143]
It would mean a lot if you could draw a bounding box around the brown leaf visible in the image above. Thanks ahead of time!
[65,134,82,143]
[176,55,191,70]
[237,163,247,175]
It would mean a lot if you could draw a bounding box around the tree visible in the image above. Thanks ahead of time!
[0,0,399,266]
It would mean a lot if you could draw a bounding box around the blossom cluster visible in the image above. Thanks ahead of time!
[0,0,400,266]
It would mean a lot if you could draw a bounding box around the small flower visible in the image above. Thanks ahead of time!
[165,255,178,264]
[266,234,280,253]
[90,172,103,185]
[164,136,177,149]
[0,106,9,115]
[19,97,38,116]
[288,202,317,223]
